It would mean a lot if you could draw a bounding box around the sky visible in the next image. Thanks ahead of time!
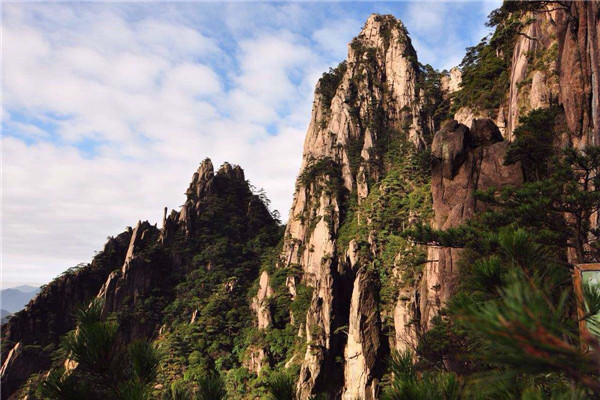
[2,1,501,288]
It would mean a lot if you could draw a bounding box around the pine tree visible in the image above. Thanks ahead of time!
[40,300,161,400]
[404,143,600,397]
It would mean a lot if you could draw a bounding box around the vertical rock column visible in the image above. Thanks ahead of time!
[421,119,522,328]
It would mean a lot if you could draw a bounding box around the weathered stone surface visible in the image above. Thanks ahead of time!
[280,13,443,398]
[190,309,199,324]
[246,346,269,375]
[422,121,523,327]
[469,118,503,148]
[251,271,273,330]
[557,1,600,146]
[6,6,599,399]
[96,221,162,342]
[342,269,383,400]
[273,12,478,397]
[0,342,22,380]
[431,121,470,180]
[530,71,551,109]
[441,67,462,95]
[178,159,215,235]
[505,6,562,139]
[393,286,418,353]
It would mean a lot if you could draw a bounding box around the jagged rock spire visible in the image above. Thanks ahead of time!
[186,158,215,199]
[256,13,430,399]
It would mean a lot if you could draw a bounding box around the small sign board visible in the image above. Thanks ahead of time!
[573,263,600,348]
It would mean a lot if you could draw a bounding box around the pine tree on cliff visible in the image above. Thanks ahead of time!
[40,300,161,400]
[405,136,600,397]
[386,230,600,398]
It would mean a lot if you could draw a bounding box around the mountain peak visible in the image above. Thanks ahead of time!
[217,162,245,182]
[197,157,214,178]
[186,158,214,199]
[352,13,411,55]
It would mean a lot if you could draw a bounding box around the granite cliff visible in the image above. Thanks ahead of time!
[2,2,599,399]
[251,3,599,398]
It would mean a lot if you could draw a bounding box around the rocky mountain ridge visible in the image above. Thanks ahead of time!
[2,2,599,399]
[1,160,281,399]
[250,3,599,399]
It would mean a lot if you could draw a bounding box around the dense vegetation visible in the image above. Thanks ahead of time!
[8,3,600,399]
[40,300,161,400]
[451,1,546,117]
[150,172,283,398]
[18,167,284,400]
[404,105,600,397]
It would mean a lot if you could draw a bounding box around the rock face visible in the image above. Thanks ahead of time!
[95,158,276,343]
[268,14,434,398]
[247,14,447,398]
[96,220,162,341]
[557,1,600,147]
[342,269,383,400]
[251,270,273,330]
[255,10,565,397]
[441,67,462,95]
[4,5,599,399]
[458,3,598,145]
[421,119,522,327]
[506,5,561,139]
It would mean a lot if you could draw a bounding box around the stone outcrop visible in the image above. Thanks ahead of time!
[95,159,274,343]
[441,67,462,95]
[96,221,161,340]
[506,5,561,140]
[455,3,598,144]
[246,346,269,374]
[176,159,216,236]
[273,14,436,398]
[393,284,419,353]
[557,1,600,146]
[251,270,274,330]
[342,269,383,400]
[421,119,522,327]
[4,5,599,399]
[263,12,535,397]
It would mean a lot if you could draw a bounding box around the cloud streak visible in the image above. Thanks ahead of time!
[2,2,497,287]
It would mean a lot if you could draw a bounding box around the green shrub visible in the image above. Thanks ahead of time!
[316,61,347,111]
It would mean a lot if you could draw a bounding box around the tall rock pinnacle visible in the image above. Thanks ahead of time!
[253,14,436,399]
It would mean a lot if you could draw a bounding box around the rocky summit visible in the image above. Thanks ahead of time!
[2,2,600,399]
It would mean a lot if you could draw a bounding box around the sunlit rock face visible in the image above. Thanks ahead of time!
[421,119,522,329]
[4,4,600,399]
[255,13,439,398]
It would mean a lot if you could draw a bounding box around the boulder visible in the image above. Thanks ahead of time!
[431,120,470,180]
[469,118,503,148]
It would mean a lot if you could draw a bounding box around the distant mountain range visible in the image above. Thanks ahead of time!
[1,309,11,324]
[1,285,40,316]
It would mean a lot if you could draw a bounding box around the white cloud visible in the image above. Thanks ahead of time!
[1,3,321,286]
[1,2,497,287]
[405,3,447,37]
[403,1,500,70]
[164,63,222,97]
[312,18,362,61]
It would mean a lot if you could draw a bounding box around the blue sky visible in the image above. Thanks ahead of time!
[2,1,500,287]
